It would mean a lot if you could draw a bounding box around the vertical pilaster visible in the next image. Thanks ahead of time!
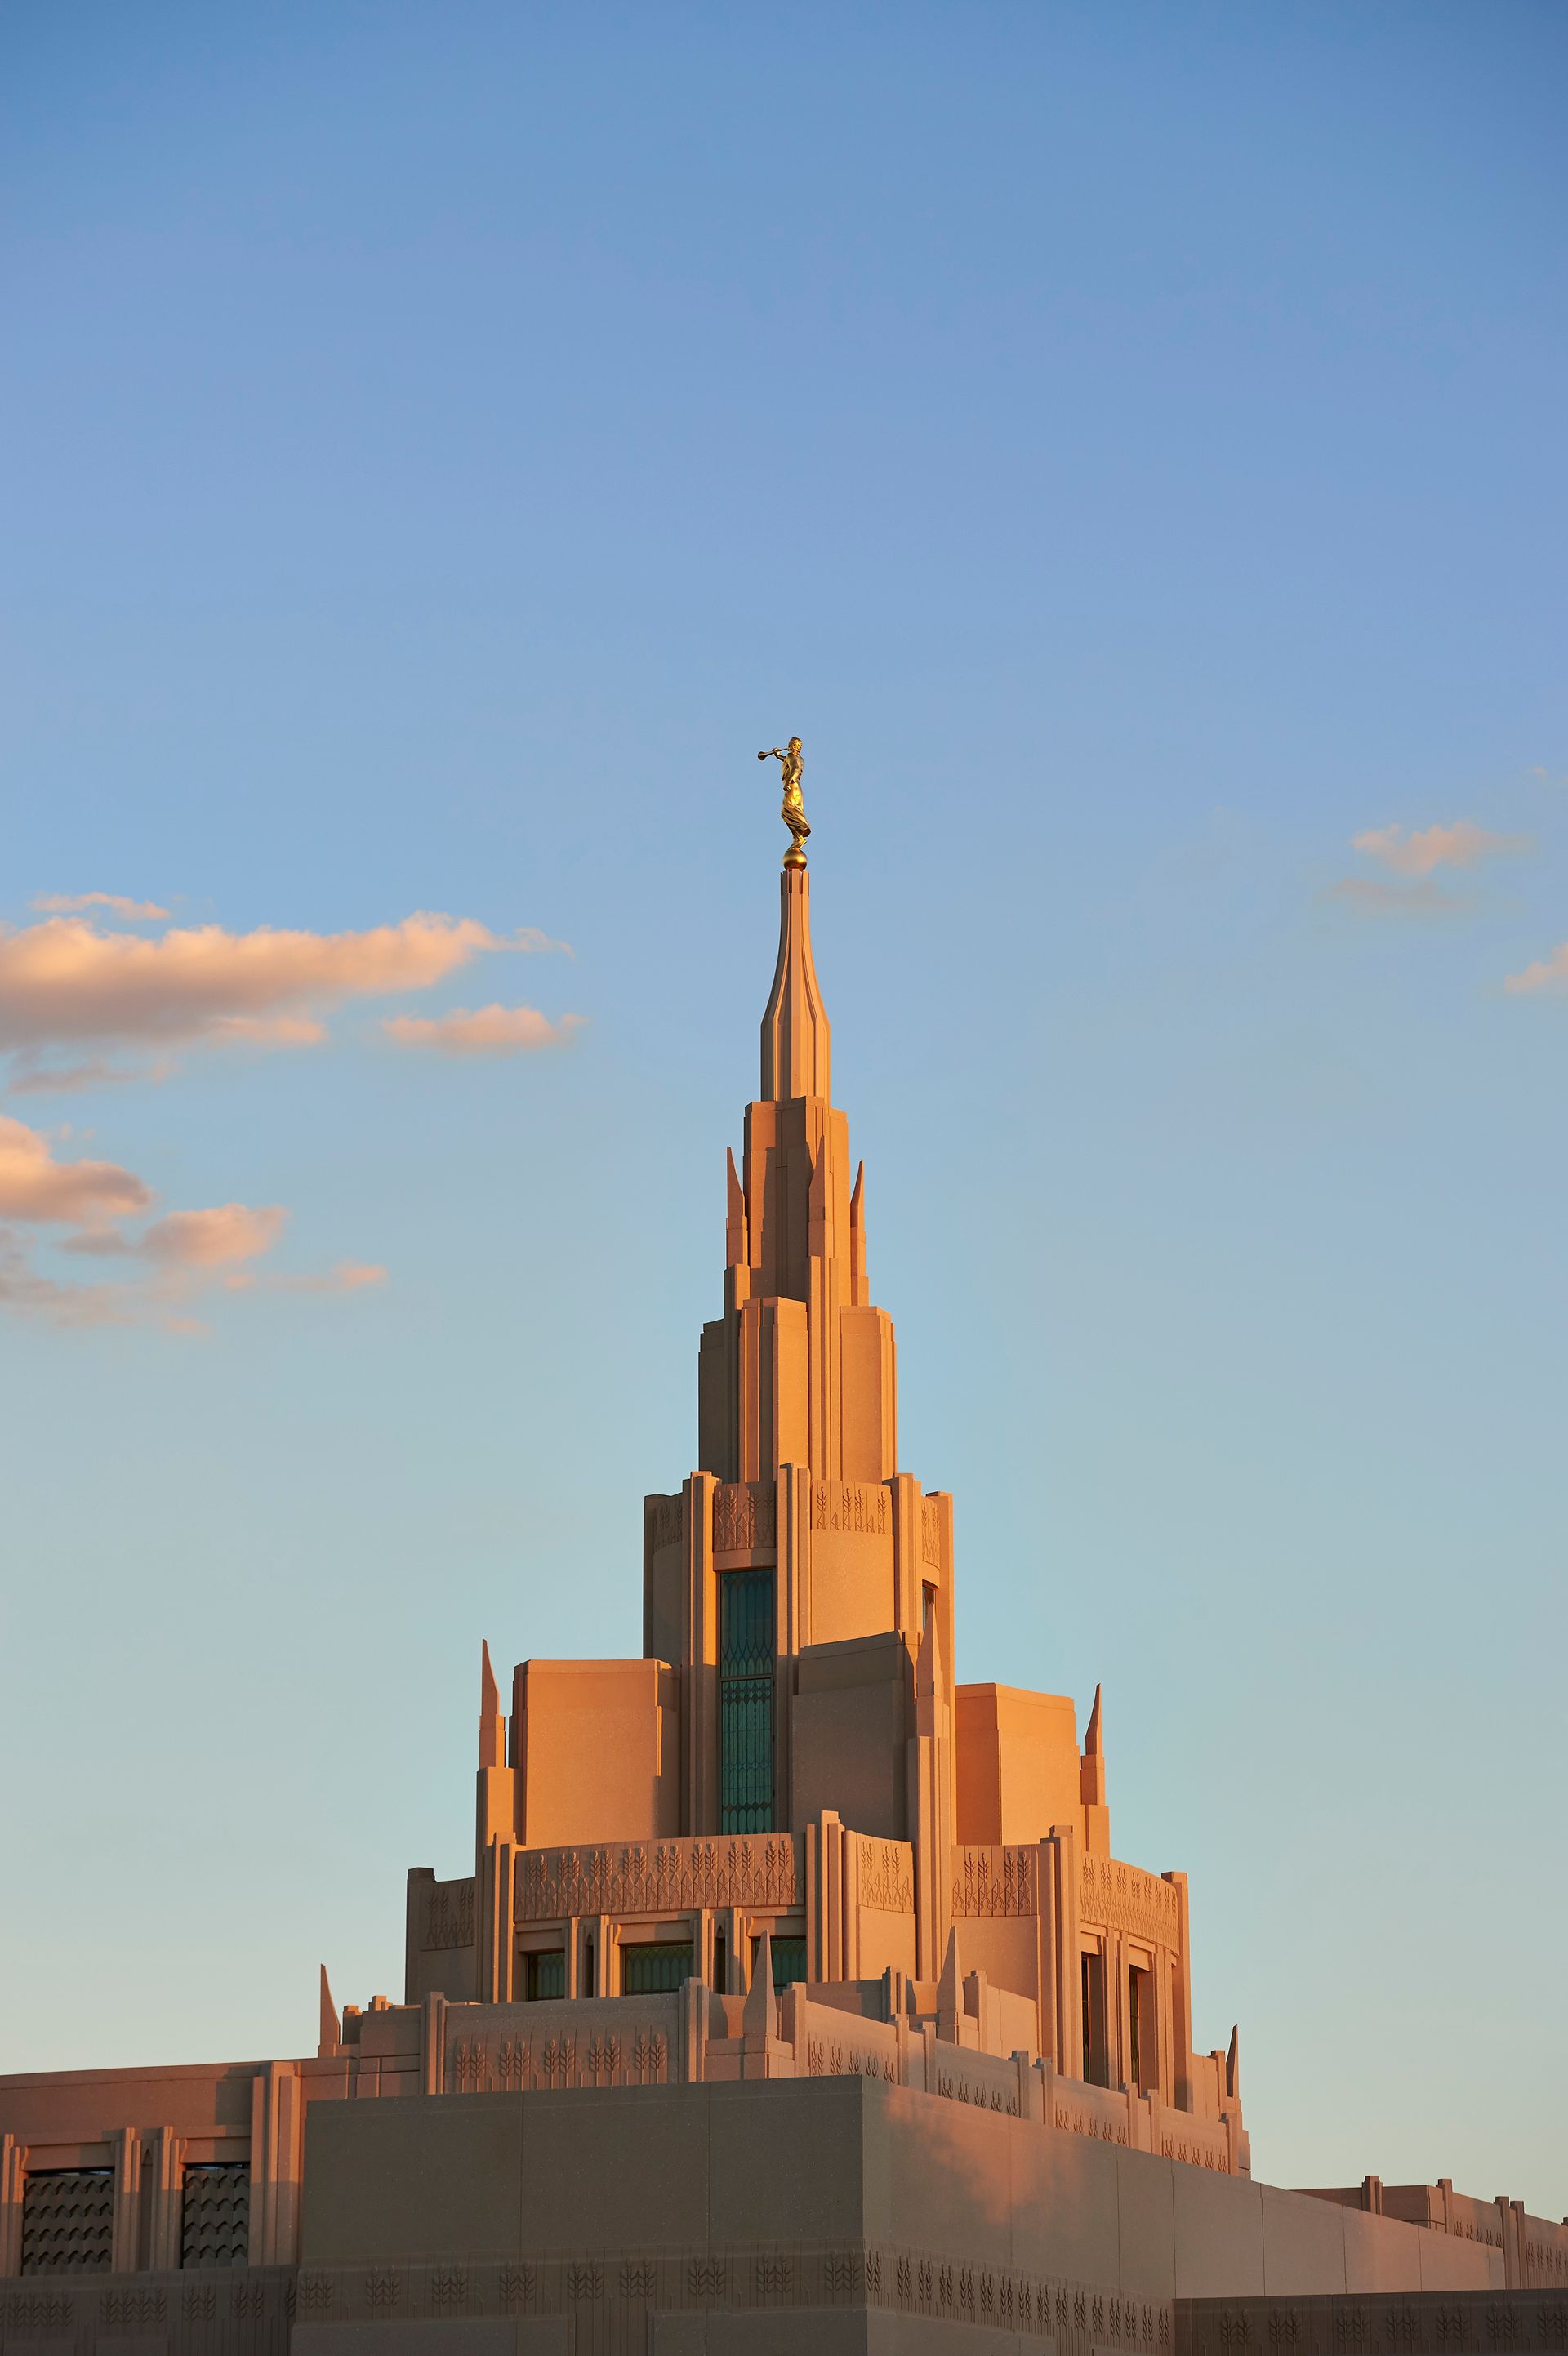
[1045,1827,1082,2081]
[1167,1871,1193,2111]
[777,1463,809,1828]
[684,1472,718,1833]
[0,2136,24,2277]
[110,2126,141,2275]
[808,1810,847,1981]
[889,1474,923,1646]
[680,1980,709,2084]
[586,1913,610,1999]
[907,1621,953,1982]
[1036,1838,1058,2067]
[247,2062,302,2267]
[420,1995,448,2098]
[146,2127,183,2274]
[844,1827,861,1980]
[479,1838,514,2003]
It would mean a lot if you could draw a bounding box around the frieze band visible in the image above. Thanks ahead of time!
[514,1833,801,1922]
[1080,1853,1181,1944]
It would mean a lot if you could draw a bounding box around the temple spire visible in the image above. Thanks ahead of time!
[761,861,831,1102]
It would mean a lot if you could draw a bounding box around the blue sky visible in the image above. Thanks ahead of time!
[2,2,1564,2213]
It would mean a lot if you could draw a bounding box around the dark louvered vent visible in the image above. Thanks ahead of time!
[20,2167,114,2274]
[180,2162,251,2269]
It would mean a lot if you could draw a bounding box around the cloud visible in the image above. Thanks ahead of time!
[0,908,561,1053]
[141,1203,288,1267]
[62,1200,287,1267]
[0,1230,137,1328]
[206,1013,328,1049]
[0,1111,377,1329]
[383,1002,584,1056]
[32,892,172,920]
[5,1057,167,1096]
[0,1113,153,1225]
[225,1258,388,1296]
[1322,876,1468,918]
[1352,821,1530,877]
[1503,943,1568,996]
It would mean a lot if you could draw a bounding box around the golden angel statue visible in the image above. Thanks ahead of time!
[757,737,809,860]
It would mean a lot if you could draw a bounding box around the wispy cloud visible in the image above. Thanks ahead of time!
[1326,817,1531,918]
[383,1003,584,1056]
[1324,876,1468,919]
[5,1056,173,1097]
[224,1259,387,1297]
[31,892,172,920]
[63,1202,291,1267]
[0,907,565,1057]
[0,1112,153,1225]
[0,1112,376,1330]
[1351,821,1530,877]
[1503,943,1568,996]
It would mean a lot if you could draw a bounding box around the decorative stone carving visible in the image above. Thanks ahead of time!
[951,1844,1036,1917]
[854,1834,914,1913]
[515,1833,800,1922]
[100,2291,167,2327]
[714,1480,776,1552]
[811,1478,889,1535]
[920,1497,942,1566]
[425,1877,475,1950]
[644,1493,684,1551]
[1080,1853,1182,1944]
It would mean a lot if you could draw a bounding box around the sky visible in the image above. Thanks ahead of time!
[2,0,1565,2217]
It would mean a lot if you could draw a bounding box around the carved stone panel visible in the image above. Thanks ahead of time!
[854,1835,915,1913]
[1079,1854,1181,1946]
[714,1481,776,1553]
[811,1479,890,1535]
[425,1877,476,1951]
[951,1845,1037,1917]
[515,1833,801,1923]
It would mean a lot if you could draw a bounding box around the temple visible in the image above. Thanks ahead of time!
[2,851,1564,2354]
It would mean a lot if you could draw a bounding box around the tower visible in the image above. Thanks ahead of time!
[641,859,954,1936]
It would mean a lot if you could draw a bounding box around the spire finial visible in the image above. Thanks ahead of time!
[760,858,831,1101]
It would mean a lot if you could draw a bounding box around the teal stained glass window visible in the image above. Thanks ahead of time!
[525,1949,565,2001]
[751,1935,808,1991]
[719,1567,774,1833]
[621,1941,694,1994]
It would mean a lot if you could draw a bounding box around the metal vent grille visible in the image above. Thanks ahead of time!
[181,2162,251,2269]
[20,2167,114,2275]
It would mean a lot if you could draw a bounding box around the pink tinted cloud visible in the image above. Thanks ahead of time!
[1503,943,1568,996]
[0,910,560,1051]
[225,1258,388,1296]
[5,1057,172,1097]
[0,1231,137,1327]
[31,892,171,920]
[1323,876,1464,918]
[1352,821,1530,876]
[383,1003,584,1056]
[140,1203,289,1267]
[0,1113,153,1225]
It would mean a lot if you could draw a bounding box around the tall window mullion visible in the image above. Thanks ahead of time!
[719,1567,774,1833]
